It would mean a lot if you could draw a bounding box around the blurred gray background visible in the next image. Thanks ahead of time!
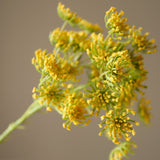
[0,0,160,160]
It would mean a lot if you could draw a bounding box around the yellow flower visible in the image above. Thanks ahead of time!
[44,52,79,81]
[32,82,64,107]
[109,141,137,160]
[49,28,90,53]
[57,2,102,33]
[30,4,157,160]
[88,88,112,115]
[105,7,130,37]
[62,92,89,129]
[32,49,47,72]
[90,64,99,80]
[46,107,53,111]
[99,109,138,144]
[138,97,152,124]
[87,33,127,71]
[129,26,157,54]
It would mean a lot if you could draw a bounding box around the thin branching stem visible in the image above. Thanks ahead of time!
[0,99,45,142]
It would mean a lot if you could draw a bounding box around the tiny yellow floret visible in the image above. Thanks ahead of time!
[46,107,53,111]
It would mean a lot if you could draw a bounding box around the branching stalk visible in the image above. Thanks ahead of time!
[0,99,45,142]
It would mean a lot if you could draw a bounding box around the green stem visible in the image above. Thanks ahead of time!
[73,83,89,92]
[60,21,68,31]
[0,99,45,142]
[105,30,113,42]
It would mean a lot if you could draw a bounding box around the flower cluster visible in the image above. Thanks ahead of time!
[45,53,80,81]
[138,97,152,124]
[100,50,134,84]
[31,3,157,160]
[0,3,156,160]
[87,83,120,116]
[57,2,102,33]
[32,49,83,112]
[62,92,90,130]
[32,49,47,72]
[99,109,138,144]
[105,7,130,37]
[129,26,157,54]
[32,82,64,107]
[49,28,90,53]
[87,33,125,69]
[109,141,137,160]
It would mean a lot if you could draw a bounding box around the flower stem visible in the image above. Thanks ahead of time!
[0,99,45,142]
[60,21,68,31]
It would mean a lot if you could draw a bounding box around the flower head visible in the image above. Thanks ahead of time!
[129,26,157,54]
[138,97,152,124]
[32,82,64,108]
[57,2,102,33]
[105,7,130,37]
[109,141,137,160]
[49,28,90,53]
[99,109,138,144]
[44,52,80,81]
[32,49,47,72]
[62,92,90,130]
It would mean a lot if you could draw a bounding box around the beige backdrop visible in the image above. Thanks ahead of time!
[0,0,160,160]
